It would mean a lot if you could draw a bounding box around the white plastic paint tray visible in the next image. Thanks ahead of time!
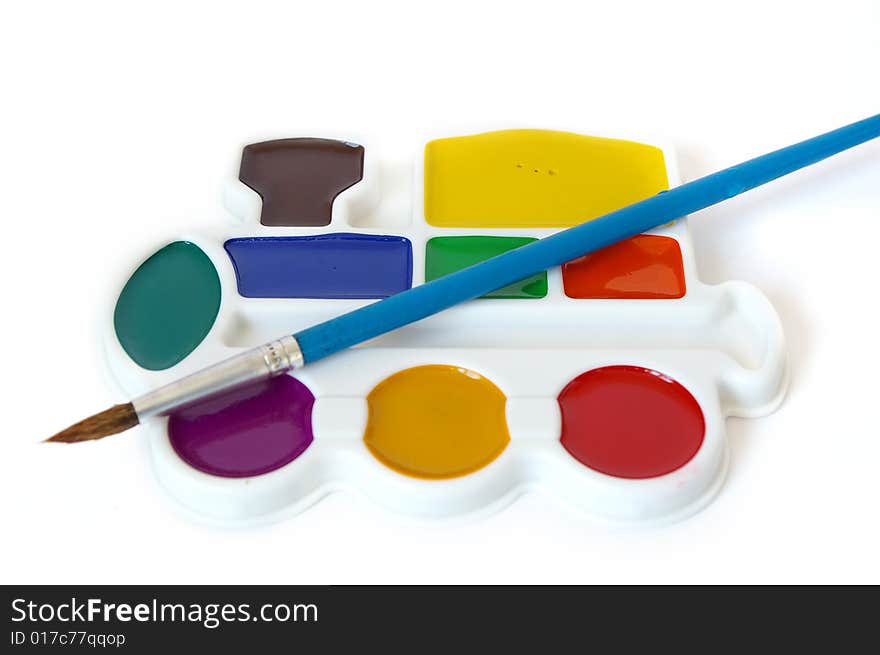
[104,128,787,524]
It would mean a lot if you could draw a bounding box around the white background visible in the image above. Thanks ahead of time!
[2,1,878,584]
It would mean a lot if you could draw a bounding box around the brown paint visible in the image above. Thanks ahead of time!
[239,138,365,226]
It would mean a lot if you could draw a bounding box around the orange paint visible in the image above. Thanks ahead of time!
[562,235,686,299]
[363,365,510,479]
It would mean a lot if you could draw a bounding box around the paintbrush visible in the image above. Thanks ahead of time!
[48,113,880,443]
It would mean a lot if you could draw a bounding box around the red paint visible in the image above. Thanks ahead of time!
[558,366,704,479]
[562,235,686,299]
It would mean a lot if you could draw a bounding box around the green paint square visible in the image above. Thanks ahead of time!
[424,236,548,299]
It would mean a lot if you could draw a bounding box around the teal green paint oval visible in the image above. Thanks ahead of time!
[114,241,221,370]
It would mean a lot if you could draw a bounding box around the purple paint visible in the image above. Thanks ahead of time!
[168,375,315,478]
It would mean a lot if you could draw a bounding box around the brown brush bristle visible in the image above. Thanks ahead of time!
[45,403,139,443]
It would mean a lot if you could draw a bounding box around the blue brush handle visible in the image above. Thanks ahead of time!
[295,114,880,364]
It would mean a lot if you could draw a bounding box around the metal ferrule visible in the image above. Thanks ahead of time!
[132,335,304,419]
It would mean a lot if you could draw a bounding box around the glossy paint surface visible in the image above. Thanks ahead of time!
[364,365,510,479]
[114,241,221,370]
[562,235,686,299]
[168,375,315,478]
[425,235,547,298]
[225,234,412,298]
[239,138,364,226]
[558,366,704,478]
[424,129,668,227]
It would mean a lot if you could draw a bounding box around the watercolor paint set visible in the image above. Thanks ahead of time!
[104,128,788,524]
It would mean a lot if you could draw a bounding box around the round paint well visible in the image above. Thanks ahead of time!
[114,241,221,370]
[168,375,315,478]
[364,365,510,479]
[558,366,704,479]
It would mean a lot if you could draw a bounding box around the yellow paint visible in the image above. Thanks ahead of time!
[424,129,669,228]
[364,365,510,479]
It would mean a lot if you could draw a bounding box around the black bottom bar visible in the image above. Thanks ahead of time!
[2,585,874,652]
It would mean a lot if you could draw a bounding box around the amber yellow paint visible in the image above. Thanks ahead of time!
[364,365,510,479]
[424,129,669,228]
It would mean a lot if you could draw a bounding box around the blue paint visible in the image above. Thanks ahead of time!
[224,234,413,299]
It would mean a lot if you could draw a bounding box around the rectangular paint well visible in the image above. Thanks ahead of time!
[424,129,669,227]
[562,235,686,299]
[425,236,547,299]
[225,234,413,299]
